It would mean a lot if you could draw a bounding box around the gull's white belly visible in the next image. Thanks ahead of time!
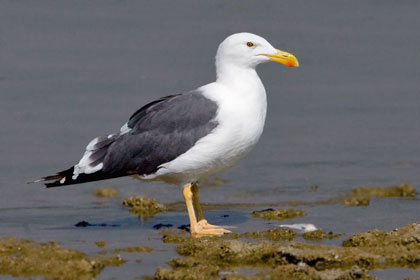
[144,82,267,184]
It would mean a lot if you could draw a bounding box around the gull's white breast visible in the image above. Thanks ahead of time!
[148,78,267,184]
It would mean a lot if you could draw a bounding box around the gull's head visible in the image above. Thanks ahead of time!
[216,32,299,70]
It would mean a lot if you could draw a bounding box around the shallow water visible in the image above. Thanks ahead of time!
[1,1,420,279]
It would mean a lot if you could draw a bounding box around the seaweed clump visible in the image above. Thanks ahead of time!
[243,228,297,241]
[95,240,106,248]
[154,223,420,279]
[113,246,153,253]
[154,238,374,279]
[341,183,416,206]
[162,229,195,244]
[303,230,342,241]
[343,222,420,249]
[122,195,167,218]
[242,228,341,242]
[93,187,118,198]
[0,237,124,280]
[252,208,306,220]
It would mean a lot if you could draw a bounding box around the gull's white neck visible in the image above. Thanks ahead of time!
[209,60,268,157]
[216,62,263,92]
[214,62,267,117]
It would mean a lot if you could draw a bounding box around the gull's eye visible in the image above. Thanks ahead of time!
[246,42,255,48]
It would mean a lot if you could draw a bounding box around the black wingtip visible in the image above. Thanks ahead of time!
[41,166,127,188]
[45,181,63,188]
[40,166,76,188]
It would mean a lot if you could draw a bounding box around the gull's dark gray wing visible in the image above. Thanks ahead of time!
[43,91,218,187]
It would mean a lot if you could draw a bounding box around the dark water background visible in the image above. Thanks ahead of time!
[1,1,419,279]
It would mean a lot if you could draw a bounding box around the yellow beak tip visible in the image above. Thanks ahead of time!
[264,49,299,68]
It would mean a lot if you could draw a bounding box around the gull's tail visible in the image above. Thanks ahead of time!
[30,166,123,188]
[30,132,126,188]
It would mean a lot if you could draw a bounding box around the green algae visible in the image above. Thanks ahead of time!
[92,186,118,198]
[113,246,152,253]
[161,229,191,244]
[243,228,341,242]
[221,265,375,280]
[243,228,297,241]
[154,238,377,279]
[122,195,167,218]
[343,223,420,249]
[95,240,106,248]
[252,208,306,220]
[303,229,342,241]
[154,223,420,279]
[0,237,125,280]
[341,183,417,206]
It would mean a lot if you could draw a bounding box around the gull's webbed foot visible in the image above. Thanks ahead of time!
[190,219,232,237]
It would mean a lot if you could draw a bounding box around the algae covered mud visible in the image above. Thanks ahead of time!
[156,222,420,280]
[0,238,125,279]
[1,185,420,279]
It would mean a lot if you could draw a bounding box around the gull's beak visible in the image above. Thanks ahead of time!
[262,49,299,67]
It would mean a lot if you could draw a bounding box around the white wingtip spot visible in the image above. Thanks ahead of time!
[86,137,100,151]
[120,122,132,135]
[86,162,103,174]
[73,149,104,179]
[60,177,66,184]
[73,164,80,180]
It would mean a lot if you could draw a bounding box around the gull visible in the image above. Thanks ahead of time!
[37,32,299,236]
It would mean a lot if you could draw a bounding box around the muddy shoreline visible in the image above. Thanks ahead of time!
[1,184,418,279]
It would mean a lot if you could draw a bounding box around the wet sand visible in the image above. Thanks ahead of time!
[1,1,420,279]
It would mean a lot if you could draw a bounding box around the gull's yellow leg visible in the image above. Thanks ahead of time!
[183,183,198,232]
[191,183,204,221]
[184,182,232,236]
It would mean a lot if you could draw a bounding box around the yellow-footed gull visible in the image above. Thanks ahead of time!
[37,32,299,236]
